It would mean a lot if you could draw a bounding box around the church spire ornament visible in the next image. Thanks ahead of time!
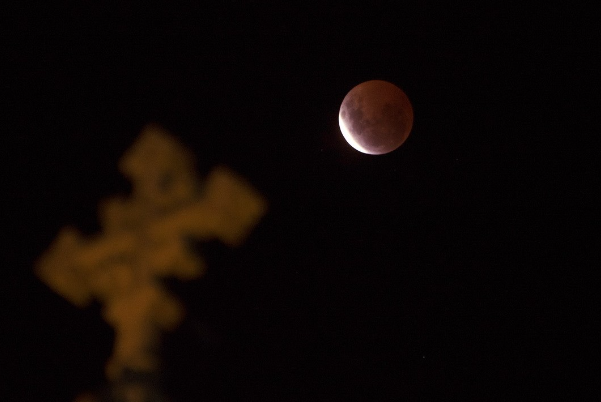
[36,124,267,402]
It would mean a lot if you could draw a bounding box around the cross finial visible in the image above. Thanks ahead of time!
[36,125,266,398]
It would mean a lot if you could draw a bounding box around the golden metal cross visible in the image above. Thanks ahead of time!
[36,125,266,383]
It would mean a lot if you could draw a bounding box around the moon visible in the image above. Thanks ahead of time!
[339,80,413,155]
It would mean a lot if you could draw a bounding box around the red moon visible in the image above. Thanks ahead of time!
[339,80,413,155]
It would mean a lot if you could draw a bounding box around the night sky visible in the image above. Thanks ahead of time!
[4,2,598,401]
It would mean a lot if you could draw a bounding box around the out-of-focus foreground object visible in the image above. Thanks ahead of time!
[36,124,267,401]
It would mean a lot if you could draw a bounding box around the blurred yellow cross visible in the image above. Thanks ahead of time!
[36,124,266,381]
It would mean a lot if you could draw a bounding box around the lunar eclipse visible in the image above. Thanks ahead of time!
[339,80,413,155]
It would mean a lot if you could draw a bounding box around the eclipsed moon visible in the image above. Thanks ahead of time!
[339,80,413,155]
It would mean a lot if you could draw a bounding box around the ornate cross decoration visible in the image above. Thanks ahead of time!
[36,125,266,401]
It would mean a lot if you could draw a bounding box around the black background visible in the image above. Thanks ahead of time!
[4,2,598,400]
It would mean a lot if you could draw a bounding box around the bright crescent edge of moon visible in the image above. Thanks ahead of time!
[338,112,372,154]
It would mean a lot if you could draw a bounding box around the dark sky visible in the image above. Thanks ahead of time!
[4,2,598,401]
